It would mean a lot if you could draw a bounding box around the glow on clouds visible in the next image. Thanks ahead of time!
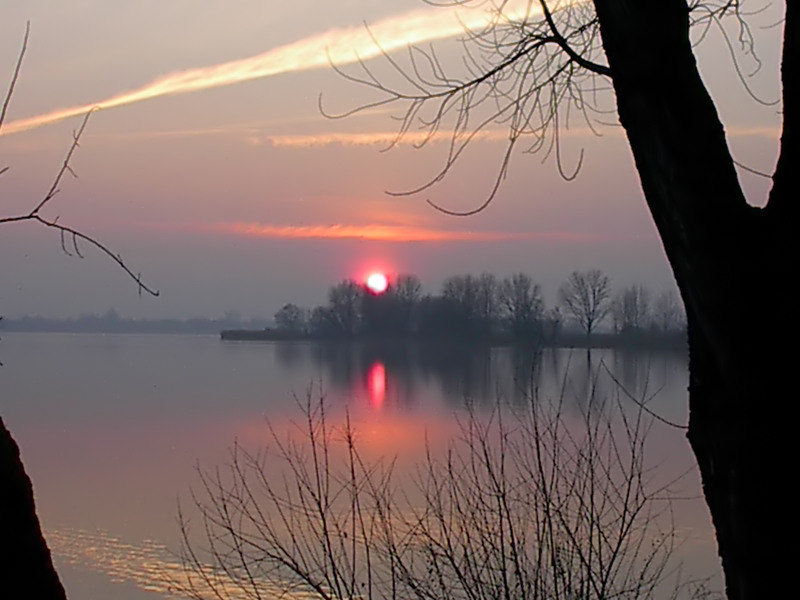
[216,222,612,243]
[1,1,540,136]
[224,222,523,242]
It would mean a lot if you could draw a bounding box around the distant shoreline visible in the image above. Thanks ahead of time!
[0,315,268,336]
[1,320,686,351]
[220,328,687,351]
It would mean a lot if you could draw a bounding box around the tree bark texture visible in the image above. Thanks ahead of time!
[593,1,796,598]
[0,417,68,599]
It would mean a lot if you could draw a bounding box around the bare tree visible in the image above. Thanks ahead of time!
[499,272,544,339]
[0,27,158,297]
[439,273,499,336]
[328,3,796,594]
[441,274,479,331]
[653,290,685,333]
[475,272,500,334]
[1,24,157,600]
[543,305,563,343]
[274,303,308,334]
[611,285,651,333]
[391,273,423,334]
[175,387,710,600]
[558,269,611,336]
[327,279,364,337]
[392,273,422,305]
[309,305,337,337]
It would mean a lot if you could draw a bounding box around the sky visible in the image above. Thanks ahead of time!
[0,0,784,319]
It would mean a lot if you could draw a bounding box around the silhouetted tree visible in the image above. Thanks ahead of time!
[499,273,544,340]
[441,274,480,335]
[1,26,159,599]
[392,274,423,333]
[437,273,500,337]
[652,290,685,333]
[475,273,500,336]
[362,274,423,337]
[326,279,363,337]
[543,306,563,344]
[178,393,698,600]
[334,2,796,595]
[361,284,400,337]
[611,285,651,334]
[274,303,307,334]
[308,306,337,337]
[0,419,67,599]
[558,269,611,336]
[417,294,461,338]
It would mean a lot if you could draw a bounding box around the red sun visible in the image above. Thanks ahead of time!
[366,272,389,294]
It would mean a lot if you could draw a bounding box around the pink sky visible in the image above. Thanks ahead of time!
[0,1,783,318]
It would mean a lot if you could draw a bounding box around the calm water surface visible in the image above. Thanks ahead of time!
[0,333,719,599]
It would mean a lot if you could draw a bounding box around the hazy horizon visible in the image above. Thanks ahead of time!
[0,1,783,319]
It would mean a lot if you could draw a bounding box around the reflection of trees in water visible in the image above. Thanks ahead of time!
[417,344,494,407]
[274,341,306,368]
[491,346,544,406]
[274,341,687,411]
[553,349,688,418]
[560,350,599,411]
[277,341,423,408]
[310,342,362,391]
[610,349,666,398]
[609,349,687,403]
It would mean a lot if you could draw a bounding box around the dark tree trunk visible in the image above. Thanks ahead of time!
[0,418,68,599]
[593,1,796,598]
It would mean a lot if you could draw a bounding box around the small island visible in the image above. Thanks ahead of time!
[222,270,686,350]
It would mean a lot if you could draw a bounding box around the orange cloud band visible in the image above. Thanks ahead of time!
[214,222,612,243]
[267,130,510,148]
[226,222,521,242]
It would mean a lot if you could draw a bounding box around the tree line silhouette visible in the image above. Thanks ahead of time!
[259,269,685,347]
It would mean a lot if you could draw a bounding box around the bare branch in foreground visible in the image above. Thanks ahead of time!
[1,112,160,297]
[171,379,719,600]
[1,24,159,297]
[0,21,29,132]
[322,0,772,216]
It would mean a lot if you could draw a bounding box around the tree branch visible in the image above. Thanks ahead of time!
[323,1,610,214]
[2,24,158,298]
[538,0,611,76]
[0,21,28,132]
[1,111,160,297]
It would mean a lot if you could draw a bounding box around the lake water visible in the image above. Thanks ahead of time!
[0,333,720,599]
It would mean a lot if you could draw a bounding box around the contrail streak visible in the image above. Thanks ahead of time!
[2,1,540,136]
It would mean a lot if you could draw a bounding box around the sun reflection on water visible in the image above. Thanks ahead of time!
[366,361,386,407]
[46,527,319,600]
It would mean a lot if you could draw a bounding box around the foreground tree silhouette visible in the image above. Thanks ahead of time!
[1,25,157,599]
[329,2,795,598]
[177,392,707,600]
[0,418,67,599]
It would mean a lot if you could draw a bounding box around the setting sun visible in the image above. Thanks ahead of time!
[366,272,389,294]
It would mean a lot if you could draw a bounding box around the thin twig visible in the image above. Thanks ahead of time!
[0,109,159,296]
[0,21,29,132]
